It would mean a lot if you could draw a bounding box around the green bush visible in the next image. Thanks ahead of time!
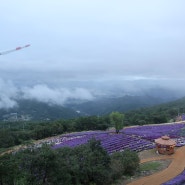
[111,149,140,179]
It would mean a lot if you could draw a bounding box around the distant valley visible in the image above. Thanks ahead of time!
[0,99,80,121]
[66,95,171,116]
[0,93,182,121]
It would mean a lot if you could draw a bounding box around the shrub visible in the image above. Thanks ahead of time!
[111,149,140,179]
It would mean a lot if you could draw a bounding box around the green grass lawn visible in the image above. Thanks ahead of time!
[140,161,161,171]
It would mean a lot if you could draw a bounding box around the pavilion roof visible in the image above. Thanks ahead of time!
[155,135,176,146]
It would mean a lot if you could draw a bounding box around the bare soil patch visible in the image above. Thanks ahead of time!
[138,148,159,160]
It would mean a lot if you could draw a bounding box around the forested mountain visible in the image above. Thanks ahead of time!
[66,95,173,116]
[0,95,184,122]
[0,99,81,121]
[124,96,185,125]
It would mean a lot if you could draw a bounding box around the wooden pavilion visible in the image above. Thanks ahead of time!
[154,135,176,155]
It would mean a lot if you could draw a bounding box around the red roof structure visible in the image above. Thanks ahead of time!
[155,135,176,155]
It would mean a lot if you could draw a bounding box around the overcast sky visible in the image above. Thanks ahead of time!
[0,0,185,107]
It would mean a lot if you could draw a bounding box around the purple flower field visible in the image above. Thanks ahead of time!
[52,122,185,154]
[50,122,185,185]
[124,123,185,146]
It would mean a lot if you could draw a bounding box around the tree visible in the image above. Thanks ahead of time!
[0,153,19,185]
[74,138,111,185]
[56,138,111,185]
[110,149,140,179]
[120,149,140,175]
[16,144,58,185]
[55,147,79,185]
[110,112,124,133]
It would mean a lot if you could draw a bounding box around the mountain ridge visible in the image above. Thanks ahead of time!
[0,94,182,121]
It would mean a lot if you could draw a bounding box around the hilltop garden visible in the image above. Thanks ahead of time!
[0,111,185,184]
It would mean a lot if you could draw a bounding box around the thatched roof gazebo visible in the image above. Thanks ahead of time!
[155,135,176,155]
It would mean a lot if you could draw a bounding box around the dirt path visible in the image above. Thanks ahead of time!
[127,146,185,185]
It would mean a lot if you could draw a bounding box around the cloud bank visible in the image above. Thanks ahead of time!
[1,1,185,109]
[0,78,95,109]
[22,85,94,105]
[0,79,18,109]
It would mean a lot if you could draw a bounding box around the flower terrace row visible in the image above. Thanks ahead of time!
[123,123,185,141]
[53,131,155,154]
[52,123,185,153]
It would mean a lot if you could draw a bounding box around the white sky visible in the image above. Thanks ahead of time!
[0,0,185,107]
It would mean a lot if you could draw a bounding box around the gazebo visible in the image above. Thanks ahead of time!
[155,135,176,155]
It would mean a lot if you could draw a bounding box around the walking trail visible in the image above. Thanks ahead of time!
[128,146,185,185]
